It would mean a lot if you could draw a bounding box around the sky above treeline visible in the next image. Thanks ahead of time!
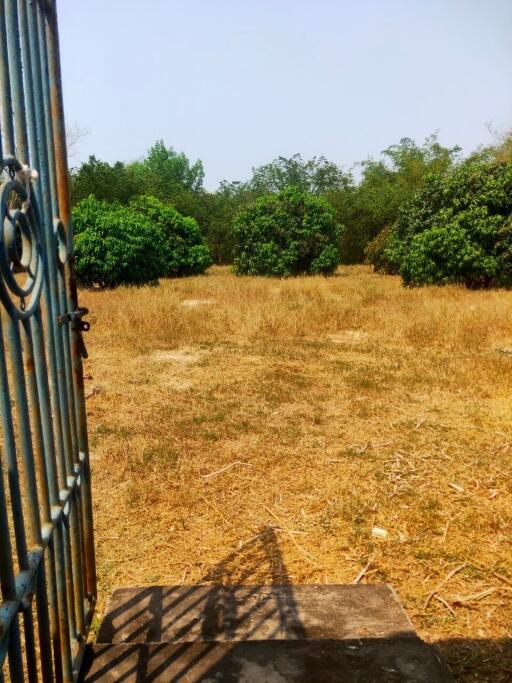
[58,0,512,190]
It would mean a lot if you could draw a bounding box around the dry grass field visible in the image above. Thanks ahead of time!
[80,265,512,681]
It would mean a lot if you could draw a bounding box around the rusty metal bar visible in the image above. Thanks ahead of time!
[44,0,97,607]
[29,2,79,663]
[37,9,88,644]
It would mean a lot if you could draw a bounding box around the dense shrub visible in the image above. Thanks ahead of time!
[232,187,342,276]
[72,195,211,287]
[384,159,512,287]
[130,196,212,276]
[73,196,166,287]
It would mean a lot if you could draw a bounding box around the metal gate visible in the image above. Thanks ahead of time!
[0,1,96,681]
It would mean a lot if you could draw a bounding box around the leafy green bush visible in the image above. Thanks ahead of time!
[384,159,512,287]
[130,196,212,276]
[73,196,166,287]
[232,187,342,276]
[72,195,212,287]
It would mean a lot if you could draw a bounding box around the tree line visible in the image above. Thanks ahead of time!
[70,131,512,287]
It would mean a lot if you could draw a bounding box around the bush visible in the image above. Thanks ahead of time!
[232,187,342,276]
[385,159,512,287]
[73,196,166,287]
[364,225,395,273]
[130,196,212,276]
[72,195,212,287]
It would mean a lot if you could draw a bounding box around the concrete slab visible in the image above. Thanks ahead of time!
[84,584,453,681]
[80,638,452,682]
[97,584,416,644]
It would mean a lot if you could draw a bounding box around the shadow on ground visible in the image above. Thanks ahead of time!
[80,527,508,682]
[435,637,512,682]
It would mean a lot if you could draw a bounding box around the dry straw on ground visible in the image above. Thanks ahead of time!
[80,265,512,682]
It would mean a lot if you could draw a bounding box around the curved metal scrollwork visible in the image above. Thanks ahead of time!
[0,175,44,319]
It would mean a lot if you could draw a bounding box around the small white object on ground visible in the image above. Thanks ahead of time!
[448,482,464,493]
[371,526,388,539]
[181,299,217,308]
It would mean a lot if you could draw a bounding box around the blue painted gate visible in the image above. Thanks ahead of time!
[0,1,96,680]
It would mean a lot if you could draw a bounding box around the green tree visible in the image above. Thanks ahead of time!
[248,154,350,194]
[384,158,512,287]
[232,187,342,277]
[329,135,460,263]
[128,139,204,200]
[70,156,138,205]
[198,181,258,263]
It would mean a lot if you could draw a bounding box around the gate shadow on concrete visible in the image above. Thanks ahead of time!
[95,525,308,647]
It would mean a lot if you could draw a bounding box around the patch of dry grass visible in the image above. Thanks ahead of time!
[80,266,512,681]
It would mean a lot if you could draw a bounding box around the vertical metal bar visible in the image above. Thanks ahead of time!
[5,317,44,683]
[30,310,60,510]
[21,318,57,683]
[37,8,87,640]
[26,2,79,660]
[22,0,67,490]
[21,612,38,683]
[31,307,70,683]
[45,541,64,683]
[0,313,26,683]
[36,562,56,681]
[55,254,86,640]
[0,7,24,678]
[28,0,70,485]
[35,0,71,468]
[6,618,24,683]
[21,320,52,520]
[19,0,72,680]
[44,0,97,605]
[0,496,24,683]
[0,389,24,683]
[33,31,77,642]
[4,0,27,157]
[0,0,15,154]
[57,274,87,638]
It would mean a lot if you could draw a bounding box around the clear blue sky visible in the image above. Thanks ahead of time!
[58,0,512,189]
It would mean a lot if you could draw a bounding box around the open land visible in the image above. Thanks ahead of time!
[80,265,512,681]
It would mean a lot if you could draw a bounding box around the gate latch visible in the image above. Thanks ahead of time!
[58,306,90,331]
[58,307,90,359]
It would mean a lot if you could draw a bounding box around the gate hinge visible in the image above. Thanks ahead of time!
[58,307,90,331]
